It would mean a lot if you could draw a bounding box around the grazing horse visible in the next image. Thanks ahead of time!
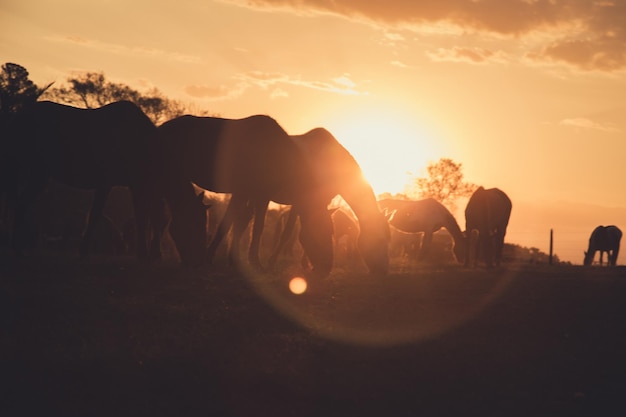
[157,115,335,277]
[378,199,420,258]
[331,208,359,261]
[5,100,165,260]
[584,225,622,266]
[382,198,465,262]
[271,207,360,267]
[464,187,512,267]
[269,128,390,276]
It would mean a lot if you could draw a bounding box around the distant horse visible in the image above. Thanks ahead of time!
[5,101,166,260]
[157,115,335,277]
[584,225,622,266]
[382,198,465,262]
[332,209,359,261]
[268,128,390,276]
[378,199,420,258]
[464,187,512,267]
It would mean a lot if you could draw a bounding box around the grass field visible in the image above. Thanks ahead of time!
[2,253,625,416]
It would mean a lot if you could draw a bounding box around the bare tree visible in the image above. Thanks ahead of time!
[406,158,476,211]
[43,71,212,124]
[0,62,51,117]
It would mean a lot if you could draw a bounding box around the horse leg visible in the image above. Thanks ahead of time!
[464,233,471,268]
[12,175,48,256]
[419,231,433,261]
[130,186,163,260]
[482,234,495,268]
[207,194,245,264]
[148,197,170,260]
[494,229,506,266]
[467,230,480,268]
[268,207,299,270]
[248,200,269,270]
[80,187,111,259]
[464,229,478,267]
[229,200,254,266]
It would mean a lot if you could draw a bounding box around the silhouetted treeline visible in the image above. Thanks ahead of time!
[502,243,561,264]
[0,63,51,118]
[0,62,213,124]
[42,71,214,124]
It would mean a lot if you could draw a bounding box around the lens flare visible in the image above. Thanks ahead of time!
[289,277,307,295]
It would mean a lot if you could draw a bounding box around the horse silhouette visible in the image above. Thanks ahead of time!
[270,207,360,268]
[5,100,166,260]
[157,115,335,277]
[378,199,420,258]
[464,187,512,267]
[583,225,622,266]
[381,198,465,262]
[331,208,359,261]
[268,128,390,276]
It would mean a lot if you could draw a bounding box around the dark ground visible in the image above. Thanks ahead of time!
[2,253,626,417]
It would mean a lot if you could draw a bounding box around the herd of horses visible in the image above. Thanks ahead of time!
[0,100,621,273]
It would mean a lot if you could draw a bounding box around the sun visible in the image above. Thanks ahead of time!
[327,106,446,196]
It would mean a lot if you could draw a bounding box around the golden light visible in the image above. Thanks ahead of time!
[327,105,447,196]
[289,277,308,295]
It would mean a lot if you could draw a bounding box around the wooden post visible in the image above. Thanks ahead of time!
[549,228,553,265]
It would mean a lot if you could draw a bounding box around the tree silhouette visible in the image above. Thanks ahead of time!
[407,158,476,211]
[0,63,51,117]
[43,71,211,124]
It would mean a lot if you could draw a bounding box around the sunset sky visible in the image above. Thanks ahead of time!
[2,0,626,263]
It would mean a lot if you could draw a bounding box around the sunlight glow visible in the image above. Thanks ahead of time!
[327,105,446,196]
[289,277,308,295]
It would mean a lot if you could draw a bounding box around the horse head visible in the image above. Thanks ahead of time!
[168,190,210,267]
[297,202,334,278]
[357,212,391,277]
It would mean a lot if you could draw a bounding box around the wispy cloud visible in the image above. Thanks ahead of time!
[559,117,620,132]
[45,35,202,64]
[270,88,289,99]
[184,82,248,100]
[220,0,626,72]
[185,72,366,100]
[390,60,409,68]
[427,46,509,64]
[237,71,367,95]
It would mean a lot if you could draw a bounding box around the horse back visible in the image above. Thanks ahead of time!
[590,225,622,251]
[13,101,158,188]
[158,114,313,203]
[465,187,512,233]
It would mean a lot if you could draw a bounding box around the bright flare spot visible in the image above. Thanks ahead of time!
[327,104,446,196]
[289,277,308,295]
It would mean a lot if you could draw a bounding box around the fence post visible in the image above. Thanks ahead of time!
[549,228,553,265]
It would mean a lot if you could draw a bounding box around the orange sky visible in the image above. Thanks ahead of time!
[2,0,626,263]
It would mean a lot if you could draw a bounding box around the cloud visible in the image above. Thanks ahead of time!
[270,88,289,99]
[390,60,409,68]
[185,72,365,101]
[559,117,620,132]
[237,71,367,95]
[220,0,626,71]
[427,46,507,64]
[46,35,202,64]
[537,36,626,72]
[184,83,248,100]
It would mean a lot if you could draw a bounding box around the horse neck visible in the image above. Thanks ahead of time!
[340,181,381,222]
[439,208,465,244]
